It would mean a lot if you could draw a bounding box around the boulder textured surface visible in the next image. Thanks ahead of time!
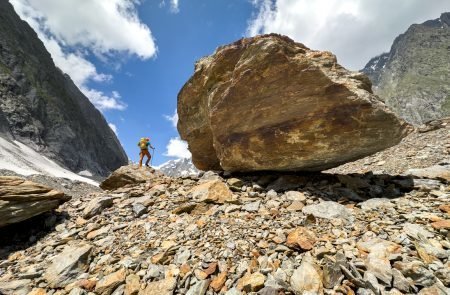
[178,34,411,172]
[0,176,70,227]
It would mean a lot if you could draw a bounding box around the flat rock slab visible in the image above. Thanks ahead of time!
[406,164,450,182]
[44,244,92,288]
[178,34,411,172]
[302,201,354,223]
[0,176,70,227]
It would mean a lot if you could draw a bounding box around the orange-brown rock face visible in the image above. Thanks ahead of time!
[177,34,411,172]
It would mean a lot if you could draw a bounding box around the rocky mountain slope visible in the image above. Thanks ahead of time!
[1,151,449,294]
[362,12,450,125]
[328,118,450,175]
[0,1,128,176]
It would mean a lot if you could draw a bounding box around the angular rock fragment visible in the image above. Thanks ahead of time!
[83,196,113,219]
[290,255,323,294]
[95,268,126,295]
[188,180,236,204]
[0,176,70,227]
[356,238,402,285]
[100,165,161,190]
[302,201,354,223]
[0,279,31,295]
[44,244,92,288]
[139,277,177,295]
[178,34,410,172]
[286,227,317,251]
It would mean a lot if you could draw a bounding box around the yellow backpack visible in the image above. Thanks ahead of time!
[138,138,148,149]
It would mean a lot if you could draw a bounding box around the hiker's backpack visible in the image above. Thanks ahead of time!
[138,138,148,149]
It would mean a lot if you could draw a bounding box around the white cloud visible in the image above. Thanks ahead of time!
[170,0,180,13]
[248,0,450,69]
[10,0,156,111]
[82,88,127,111]
[159,0,180,13]
[164,137,191,159]
[108,123,118,135]
[11,0,156,59]
[164,109,178,128]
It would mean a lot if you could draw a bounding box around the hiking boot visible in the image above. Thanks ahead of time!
[145,164,150,167]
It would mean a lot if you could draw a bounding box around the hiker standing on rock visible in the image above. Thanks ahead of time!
[138,137,155,168]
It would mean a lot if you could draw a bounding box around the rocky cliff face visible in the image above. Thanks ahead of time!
[178,34,410,172]
[0,1,128,176]
[362,12,450,125]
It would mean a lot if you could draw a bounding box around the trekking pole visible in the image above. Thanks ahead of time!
[151,148,155,167]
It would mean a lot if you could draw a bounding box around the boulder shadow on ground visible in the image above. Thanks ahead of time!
[228,170,421,204]
[0,211,69,260]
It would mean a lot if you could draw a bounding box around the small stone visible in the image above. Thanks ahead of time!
[323,256,343,289]
[44,244,92,288]
[242,201,260,212]
[393,260,436,287]
[0,280,31,295]
[258,286,280,295]
[356,238,402,285]
[83,196,113,219]
[227,178,244,188]
[266,190,278,198]
[69,288,87,295]
[290,255,323,294]
[403,223,434,239]
[189,180,236,204]
[225,288,242,295]
[125,274,140,295]
[28,288,47,295]
[186,279,210,295]
[132,203,147,217]
[287,200,304,211]
[392,269,411,293]
[438,204,450,213]
[239,272,266,292]
[302,201,354,223]
[95,268,126,295]
[210,272,227,292]
[86,225,110,239]
[431,220,450,230]
[359,198,393,210]
[417,283,450,295]
[172,204,197,214]
[139,277,177,295]
[286,227,317,251]
[284,191,306,202]
[175,249,191,265]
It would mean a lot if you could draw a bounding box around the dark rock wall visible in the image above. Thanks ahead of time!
[0,1,128,176]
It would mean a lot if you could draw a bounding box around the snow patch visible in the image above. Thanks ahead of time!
[0,136,98,185]
[78,170,93,177]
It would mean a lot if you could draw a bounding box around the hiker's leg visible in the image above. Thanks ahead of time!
[144,150,151,166]
[139,151,144,167]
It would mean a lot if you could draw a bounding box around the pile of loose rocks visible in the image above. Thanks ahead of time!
[328,119,450,175]
[0,164,449,295]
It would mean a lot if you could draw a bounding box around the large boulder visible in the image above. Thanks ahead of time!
[0,176,70,227]
[178,34,411,172]
[100,165,163,190]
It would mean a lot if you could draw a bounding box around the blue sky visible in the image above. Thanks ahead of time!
[88,1,256,165]
[10,0,450,166]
